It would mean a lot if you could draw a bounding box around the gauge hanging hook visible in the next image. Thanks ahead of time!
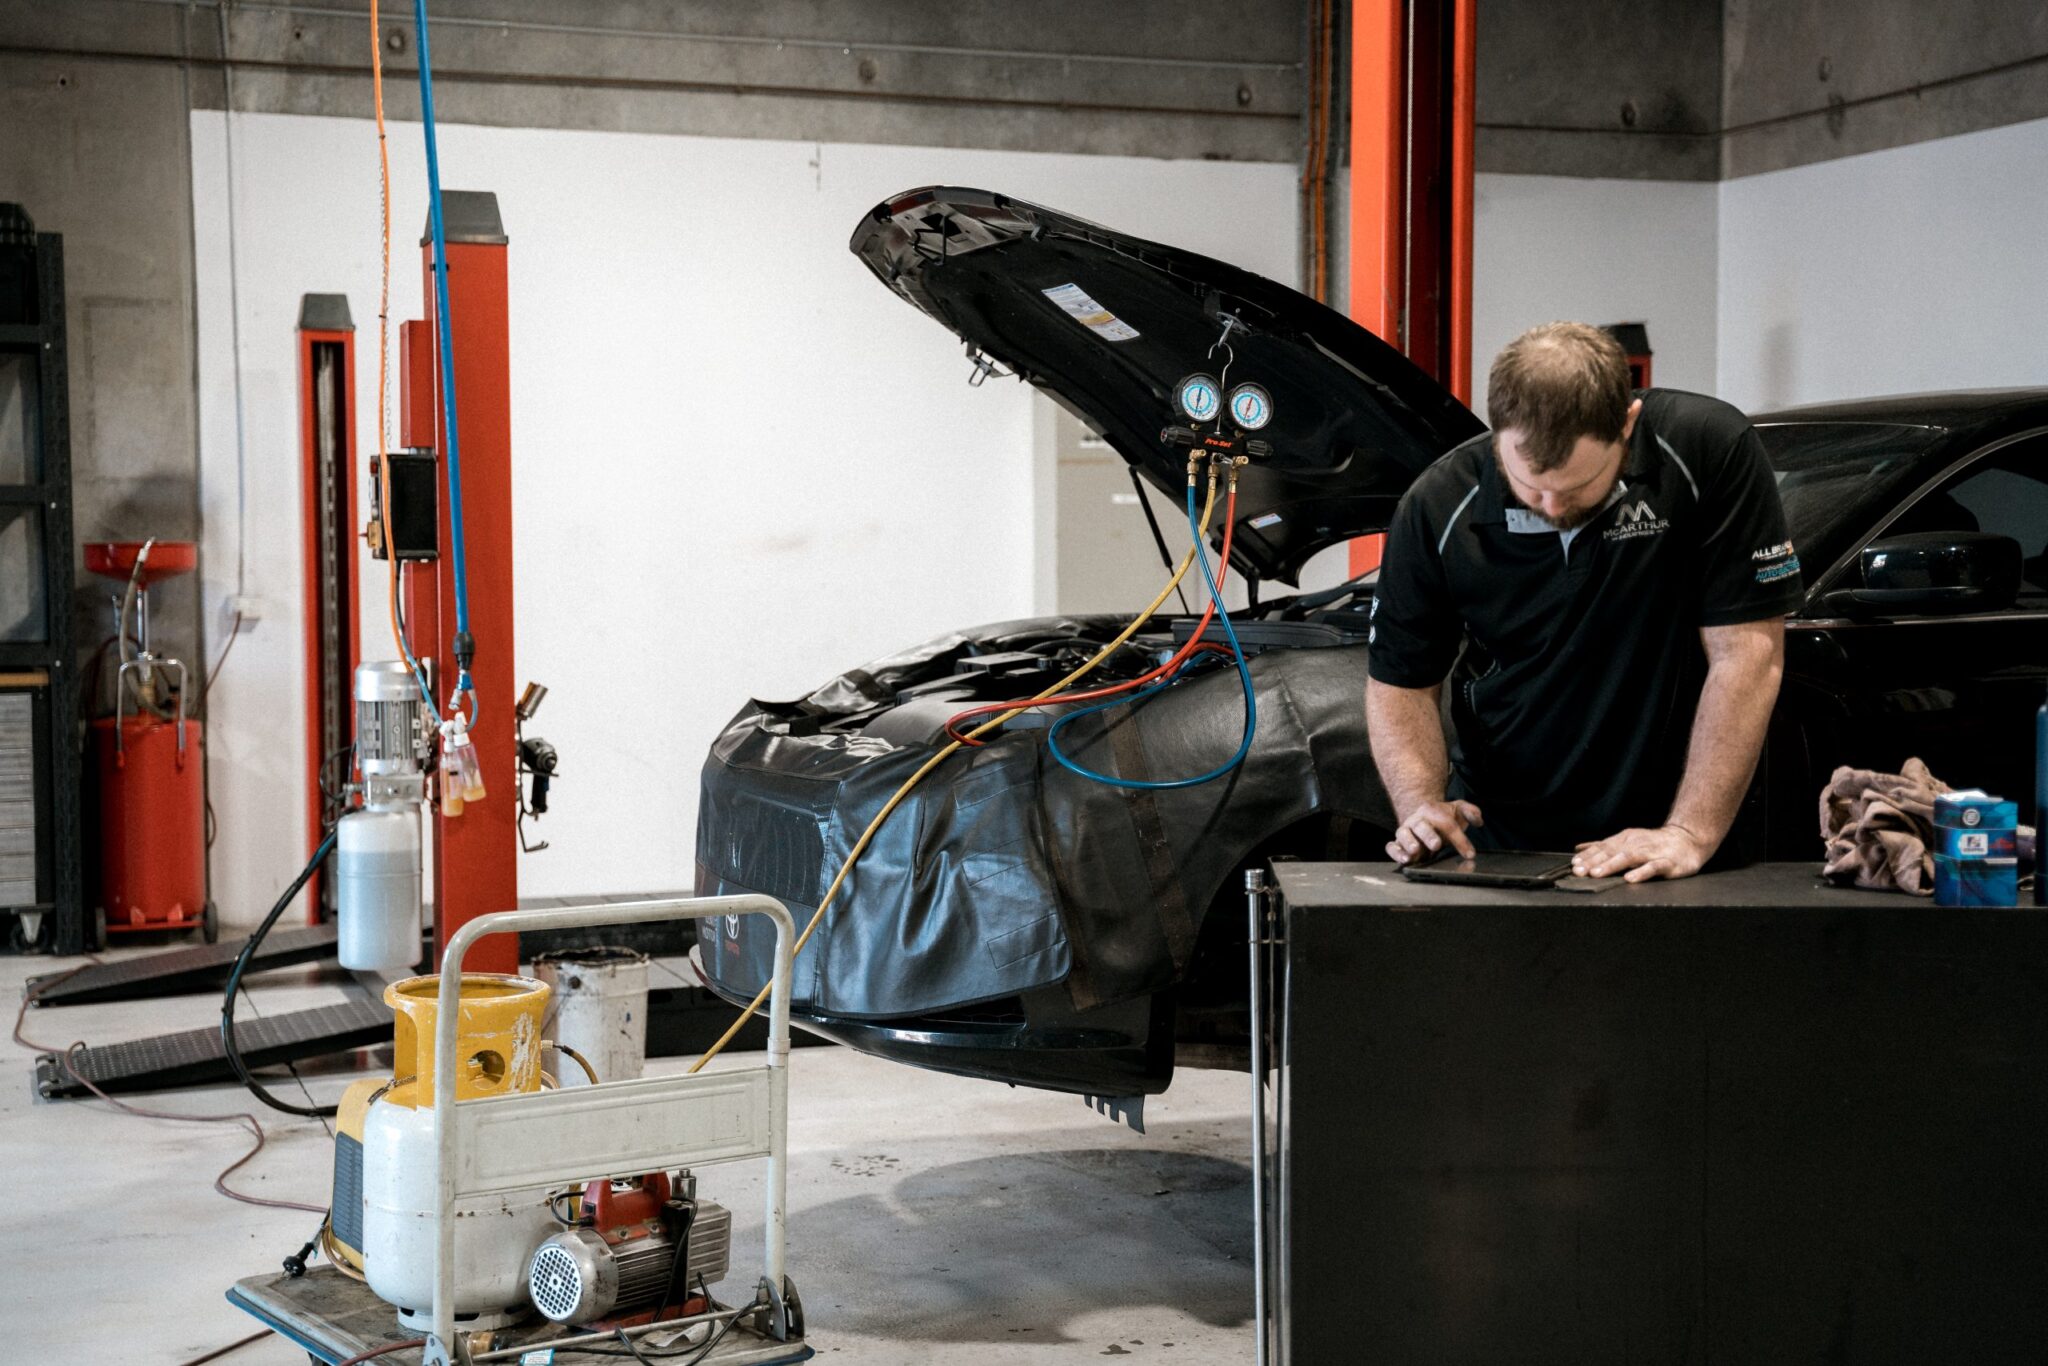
[1207,313,1241,357]
[1208,314,1241,399]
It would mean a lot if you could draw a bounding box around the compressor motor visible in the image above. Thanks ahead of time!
[528,1172,731,1327]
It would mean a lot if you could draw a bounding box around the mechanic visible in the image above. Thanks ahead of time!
[1364,321,1804,882]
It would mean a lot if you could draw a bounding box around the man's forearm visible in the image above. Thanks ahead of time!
[1366,678,1451,817]
[1667,620,1785,851]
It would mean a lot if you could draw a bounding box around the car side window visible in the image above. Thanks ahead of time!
[1887,437,2048,604]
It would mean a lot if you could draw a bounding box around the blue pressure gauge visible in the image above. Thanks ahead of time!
[1176,373,1222,423]
[1228,382,1274,430]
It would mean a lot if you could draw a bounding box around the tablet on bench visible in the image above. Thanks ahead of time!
[1398,850,1577,890]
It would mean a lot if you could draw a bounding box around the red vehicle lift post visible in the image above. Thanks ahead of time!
[1348,0,1477,575]
[400,192,519,975]
[296,295,362,924]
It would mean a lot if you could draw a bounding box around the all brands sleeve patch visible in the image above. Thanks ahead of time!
[1752,539,1801,583]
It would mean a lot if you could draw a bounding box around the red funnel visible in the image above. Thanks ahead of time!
[85,541,198,587]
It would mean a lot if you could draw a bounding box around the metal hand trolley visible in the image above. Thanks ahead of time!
[227,894,812,1365]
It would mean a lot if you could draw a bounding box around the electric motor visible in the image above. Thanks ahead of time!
[354,660,426,778]
[528,1202,732,1325]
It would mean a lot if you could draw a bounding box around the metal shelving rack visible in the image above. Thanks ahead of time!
[0,203,81,954]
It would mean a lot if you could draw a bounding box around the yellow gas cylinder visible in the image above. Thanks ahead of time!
[360,972,556,1331]
[386,971,550,1102]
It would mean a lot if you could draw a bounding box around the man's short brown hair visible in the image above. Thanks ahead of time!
[1486,322,1633,472]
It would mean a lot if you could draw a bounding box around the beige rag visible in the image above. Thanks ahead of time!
[1818,758,1951,896]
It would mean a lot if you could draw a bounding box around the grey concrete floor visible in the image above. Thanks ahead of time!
[5,948,1256,1364]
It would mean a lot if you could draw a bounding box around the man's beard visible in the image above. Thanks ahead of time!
[1493,452,1602,531]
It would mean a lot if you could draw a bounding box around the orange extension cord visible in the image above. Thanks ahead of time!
[369,0,412,671]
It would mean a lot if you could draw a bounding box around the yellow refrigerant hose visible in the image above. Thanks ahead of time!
[688,462,1219,1072]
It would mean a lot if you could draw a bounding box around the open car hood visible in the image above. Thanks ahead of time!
[851,186,1484,584]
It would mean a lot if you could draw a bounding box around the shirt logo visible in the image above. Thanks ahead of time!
[1603,498,1669,542]
[1752,538,1802,584]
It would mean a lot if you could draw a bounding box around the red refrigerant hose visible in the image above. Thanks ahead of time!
[945,481,1245,745]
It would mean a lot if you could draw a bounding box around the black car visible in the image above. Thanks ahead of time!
[696,186,2048,1115]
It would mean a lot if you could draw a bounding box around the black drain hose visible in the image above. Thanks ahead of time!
[220,829,339,1118]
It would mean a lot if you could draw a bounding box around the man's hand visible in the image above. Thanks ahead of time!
[1387,800,1484,865]
[1572,824,1711,883]
[1367,677,1479,866]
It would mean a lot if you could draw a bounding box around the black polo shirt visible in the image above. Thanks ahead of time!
[1366,388,1803,849]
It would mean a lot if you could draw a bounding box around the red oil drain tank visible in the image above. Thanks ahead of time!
[91,712,206,933]
[84,540,211,940]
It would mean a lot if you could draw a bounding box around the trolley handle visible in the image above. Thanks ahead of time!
[430,894,796,1118]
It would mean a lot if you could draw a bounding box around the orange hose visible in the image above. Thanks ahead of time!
[370,0,408,665]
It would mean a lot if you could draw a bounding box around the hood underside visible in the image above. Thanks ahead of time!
[850,186,1483,584]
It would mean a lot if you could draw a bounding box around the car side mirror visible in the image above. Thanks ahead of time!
[1822,531,2021,617]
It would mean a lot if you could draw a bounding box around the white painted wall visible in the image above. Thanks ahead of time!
[1717,116,2048,413]
[191,111,1296,926]
[1470,121,2048,419]
[1471,172,1720,419]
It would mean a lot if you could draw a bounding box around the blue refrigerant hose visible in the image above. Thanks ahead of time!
[412,0,474,697]
[1046,481,1257,789]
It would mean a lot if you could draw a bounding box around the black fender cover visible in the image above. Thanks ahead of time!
[696,624,1392,1020]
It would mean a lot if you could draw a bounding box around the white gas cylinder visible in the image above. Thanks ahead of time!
[361,1088,555,1331]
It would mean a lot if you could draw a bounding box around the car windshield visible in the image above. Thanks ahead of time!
[1755,421,1949,574]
